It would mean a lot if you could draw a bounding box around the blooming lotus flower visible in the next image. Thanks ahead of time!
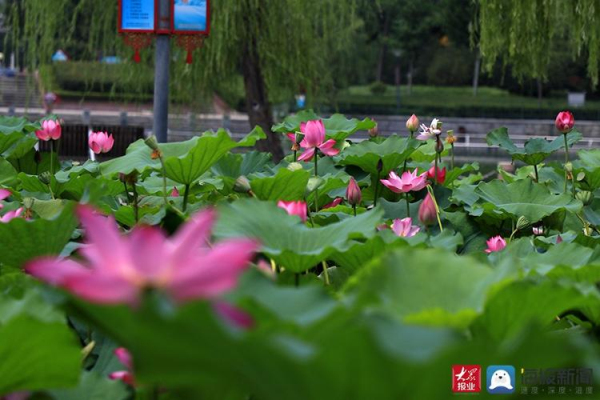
[89,132,115,154]
[532,226,544,236]
[297,120,339,162]
[26,207,258,306]
[35,119,62,141]
[485,236,506,253]
[555,111,574,133]
[427,166,446,184]
[0,207,23,223]
[323,197,343,209]
[406,114,420,132]
[417,118,442,141]
[418,193,437,226]
[277,200,307,222]
[171,187,180,197]
[346,177,362,206]
[109,348,135,386]
[391,217,420,237]
[381,169,427,193]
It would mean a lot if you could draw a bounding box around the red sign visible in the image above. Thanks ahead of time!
[452,365,481,393]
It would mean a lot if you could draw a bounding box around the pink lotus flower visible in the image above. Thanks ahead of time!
[322,197,343,209]
[532,226,544,236]
[556,234,563,244]
[89,132,115,154]
[297,120,339,162]
[485,236,506,253]
[381,169,427,193]
[171,187,180,197]
[555,111,574,133]
[346,177,362,206]
[286,133,297,143]
[391,217,420,237]
[418,193,437,226]
[26,207,258,306]
[417,118,442,141]
[35,119,62,141]
[277,200,307,222]
[427,166,446,184]
[406,114,420,132]
[0,188,10,210]
[0,207,23,223]
[109,348,135,386]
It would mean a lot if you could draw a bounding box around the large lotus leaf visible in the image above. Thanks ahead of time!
[214,199,383,273]
[164,128,266,185]
[475,179,582,223]
[337,135,421,175]
[444,163,480,186]
[0,116,40,135]
[250,168,310,201]
[343,247,508,329]
[0,203,77,268]
[486,127,582,165]
[0,158,17,186]
[48,372,129,400]
[471,280,600,341]
[578,149,600,169]
[329,234,409,273]
[0,316,81,395]
[212,151,272,179]
[272,110,375,142]
[0,132,25,155]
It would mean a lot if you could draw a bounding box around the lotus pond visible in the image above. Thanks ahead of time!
[1,110,600,399]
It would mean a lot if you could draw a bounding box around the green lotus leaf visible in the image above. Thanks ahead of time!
[273,110,376,142]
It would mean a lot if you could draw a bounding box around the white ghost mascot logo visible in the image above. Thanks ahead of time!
[489,369,513,390]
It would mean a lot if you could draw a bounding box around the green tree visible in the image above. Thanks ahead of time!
[477,0,600,86]
[8,0,359,161]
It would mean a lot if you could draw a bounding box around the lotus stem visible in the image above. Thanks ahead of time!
[353,204,357,217]
[450,144,455,170]
[374,169,381,207]
[563,133,570,194]
[132,183,139,224]
[433,156,438,188]
[533,164,539,182]
[426,185,444,232]
[50,140,54,175]
[183,183,190,212]
[314,153,319,214]
[405,193,410,218]
[321,261,330,286]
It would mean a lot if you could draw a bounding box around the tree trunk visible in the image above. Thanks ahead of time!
[375,14,390,82]
[472,50,481,97]
[407,59,414,95]
[242,43,284,162]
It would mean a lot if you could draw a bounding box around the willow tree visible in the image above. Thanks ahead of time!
[477,0,600,86]
[8,0,359,160]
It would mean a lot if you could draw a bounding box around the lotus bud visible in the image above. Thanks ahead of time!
[144,135,160,151]
[406,114,419,132]
[38,171,52,185]
[516,216,530,231]
[171,187,180,197]
[565,162,573,173]
[418,193,437,226]
[532,226,545,236]
[583,224,593,237]
[369,120,379,137]
[555,111,574,134]
[234,176,252,193]
[346,177,362,206]
[576,190,593,206]
[287,162,303,172]
[435,137,444,154]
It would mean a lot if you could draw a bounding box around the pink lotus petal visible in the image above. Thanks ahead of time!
[65,272,139,305]
[109,371,135,386]
[169,239,258,302]
[391,217,420,237]
[114,347,133,370]
[277,200,307,222]
[323,197,343,209]
[485,236,506,253]
[170,209,215,265]
[297,148,316,162]
[213,301,255,330]
[0,189,11,201]
[0,207,23,223]
[287,133,296,143]
[129,226,169,280]
[25,258,87,285]
[300,120,325,148]
[318,139,340,156]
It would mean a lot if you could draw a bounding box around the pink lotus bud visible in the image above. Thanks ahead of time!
[213,301,255,330]
[418,193,437,226]
[35,119,62,141]
[323,197,342,209]
[171,187,180,197]
[555,111,574,133]
[485,236,506,253]
[346,177,362,206]
[277,200,308,222]
[89,131,115,154]
[427,166,446,184]
[406,114,419,132]
[556,234,563,244]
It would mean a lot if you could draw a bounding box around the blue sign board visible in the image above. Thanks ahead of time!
[120,0,155,32]
[173,0,209,33]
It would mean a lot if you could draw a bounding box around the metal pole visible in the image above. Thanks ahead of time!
[154,0,171,143]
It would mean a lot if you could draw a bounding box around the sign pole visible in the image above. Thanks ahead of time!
[154,0,171,143]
